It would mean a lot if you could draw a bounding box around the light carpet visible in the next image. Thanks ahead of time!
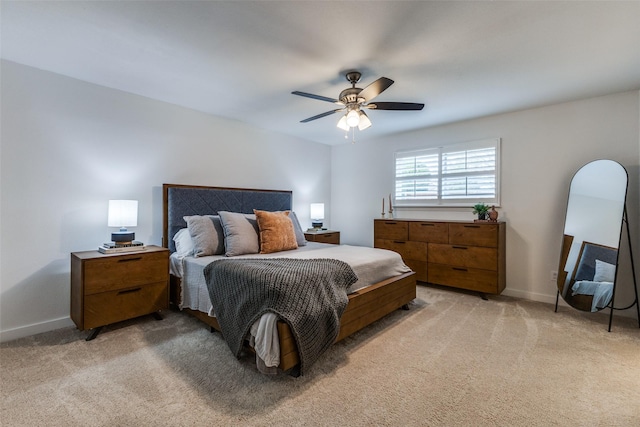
[1,285,639,426]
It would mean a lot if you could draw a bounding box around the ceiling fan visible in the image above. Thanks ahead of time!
[292,71,424,132]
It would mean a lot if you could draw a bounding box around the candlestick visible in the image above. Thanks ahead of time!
[382,197,385,213]
[388,193,393,212]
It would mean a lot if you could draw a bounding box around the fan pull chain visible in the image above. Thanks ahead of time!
[351,127,356,144]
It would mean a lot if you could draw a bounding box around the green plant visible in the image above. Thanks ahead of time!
[472,203,490,215]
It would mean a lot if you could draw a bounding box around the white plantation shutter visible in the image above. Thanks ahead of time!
[395,138,500,207]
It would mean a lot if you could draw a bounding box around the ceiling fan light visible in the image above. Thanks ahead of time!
[358,111,372,130]
[346,109,360,127]
[336,115,349,131]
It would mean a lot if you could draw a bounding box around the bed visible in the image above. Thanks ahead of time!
[162,184,416,375]
[566,241,618,312]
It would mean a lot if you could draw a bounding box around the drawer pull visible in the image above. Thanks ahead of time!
[393,241,406,244]
[385,222,398,225]
[452,246,468,250]
[452,267,468,272]
[118,257,142,263]
[118,287,142,295]
[420,223,435,227]
[464,225,480,229]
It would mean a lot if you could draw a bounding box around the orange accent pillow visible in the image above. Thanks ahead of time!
[254,210,299,254]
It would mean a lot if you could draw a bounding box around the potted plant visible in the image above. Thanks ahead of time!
[472,203,490,220]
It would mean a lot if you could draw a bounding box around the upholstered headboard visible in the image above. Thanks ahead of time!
[162,184,292,253]
[572,241,618,282]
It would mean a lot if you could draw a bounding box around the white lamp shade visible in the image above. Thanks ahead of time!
[358,111,372,130]
[108,200,138,228]
[310,203,325,220]
[336,115,349,131]
[346,110,360,127]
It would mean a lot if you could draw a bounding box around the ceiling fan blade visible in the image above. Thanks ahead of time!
[366,102,425,111]
[358,77,394,102]
[300,109,343,123]
[292,91,342,104]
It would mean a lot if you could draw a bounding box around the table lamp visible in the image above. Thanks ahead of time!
[108,200,138,243]
[310,203,325,229]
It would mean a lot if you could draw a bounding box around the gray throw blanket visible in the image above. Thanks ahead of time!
[203,258,358,375]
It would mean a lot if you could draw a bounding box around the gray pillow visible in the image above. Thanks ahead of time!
[218,211,260,256]
[289,211,307,246]
[183,215,225,257]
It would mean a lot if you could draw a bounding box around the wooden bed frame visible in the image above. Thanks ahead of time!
[162,183,416,373]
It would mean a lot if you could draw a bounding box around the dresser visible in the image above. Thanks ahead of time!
[374,219,505,295]
[70,245,170,340]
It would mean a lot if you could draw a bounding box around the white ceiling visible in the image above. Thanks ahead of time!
[2,1,639,146]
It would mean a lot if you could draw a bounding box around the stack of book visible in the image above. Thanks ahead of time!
[98,241,146,254]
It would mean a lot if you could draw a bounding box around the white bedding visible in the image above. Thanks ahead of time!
[171,242,412,314]
[571,280,614,312]
[170,242,412,372]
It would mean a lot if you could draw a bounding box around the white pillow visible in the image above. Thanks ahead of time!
[593,259,616,282]
[173,228,195,257]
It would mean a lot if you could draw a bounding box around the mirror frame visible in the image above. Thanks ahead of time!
[555,159,628,320]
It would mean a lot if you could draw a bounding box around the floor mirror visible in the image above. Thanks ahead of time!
[555,159,639,331]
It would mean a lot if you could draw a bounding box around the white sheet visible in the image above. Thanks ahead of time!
[571,280,614,312]
[170,242,412,371]
[171,242,412,312]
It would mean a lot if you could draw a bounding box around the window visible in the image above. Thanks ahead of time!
[394,138,500,207]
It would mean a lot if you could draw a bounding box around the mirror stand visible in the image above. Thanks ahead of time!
[556,205,639,331]
[606,206,639,331]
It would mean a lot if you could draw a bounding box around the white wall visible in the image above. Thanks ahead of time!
[331,91,639,315]
[2,60,638,342]
[0,60,332,341]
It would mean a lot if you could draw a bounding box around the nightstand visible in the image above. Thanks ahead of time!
[70,245,170,340]
[304,230,340,245]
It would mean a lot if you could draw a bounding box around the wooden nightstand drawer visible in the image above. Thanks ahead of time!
[304,230,340,244]
[427,263,498,293]
[83,281,168,329]
[428,243,497,270]
[314,232,339,244]
[83,251,168,295]
[409,221,448,243]
[449,224,499,247]
[374,220,408,241]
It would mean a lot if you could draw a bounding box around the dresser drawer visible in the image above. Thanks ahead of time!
[427,264,499,294]
[409,221,448,243]
[449,223,499,247]
[404,259,427,282]
[83,281,168,329]
[83,252,169,295]
[428,243,497,270]
[374,239,427,262]
[374,220,408,241]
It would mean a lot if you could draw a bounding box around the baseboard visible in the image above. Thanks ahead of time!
[501,288,558,305]
[0,316,75,343]
[502,288,639,319]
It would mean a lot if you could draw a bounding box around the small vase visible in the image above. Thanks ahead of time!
[477,212,488,221]
[488,206,498,222]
